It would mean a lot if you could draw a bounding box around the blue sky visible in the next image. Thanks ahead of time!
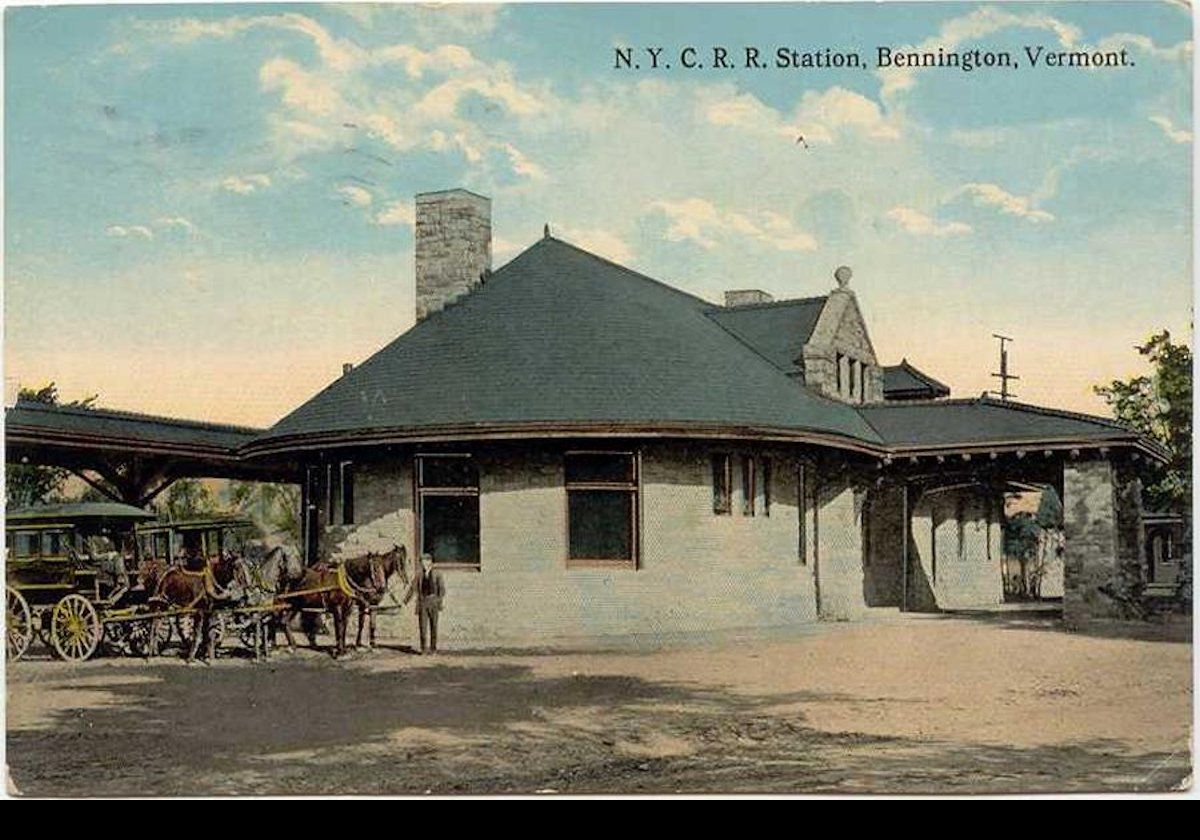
[4,2,1193,425]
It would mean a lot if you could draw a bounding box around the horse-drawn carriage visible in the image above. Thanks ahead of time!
[5,502,157,661]
[7,503,412,662]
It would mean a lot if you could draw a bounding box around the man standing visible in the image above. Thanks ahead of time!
[402,553,446,654]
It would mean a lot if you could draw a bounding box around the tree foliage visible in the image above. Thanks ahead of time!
[1094,330,1192,514]
[5,383,99,507]
[155,478,219,522]
[228,481,301,553]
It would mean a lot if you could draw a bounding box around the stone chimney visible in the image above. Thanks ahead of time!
[724,289,775,308]
[415,189,492,322]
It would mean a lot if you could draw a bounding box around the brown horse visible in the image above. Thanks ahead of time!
[277,563,355,657]
[141,552,250,661]
[149,565,218,661]
[344,545,409,649]
[277,545,408,658]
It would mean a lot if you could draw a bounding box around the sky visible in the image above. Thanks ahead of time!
[3,1,1193,427]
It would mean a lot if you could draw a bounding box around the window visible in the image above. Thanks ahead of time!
[956,497,966,562]
[712,454,732,515]
[417,454,480,566]
[849,359,857,401]
[930,502,939,585]
[12,531,38,558]
[759,457,771,516]
[741,456,755,516]
[798,464,816,565]
[835,353,844,395]
[340,461,355,526]
[41,530,65,557]
[566,451,638,567]
[303,465,321,565]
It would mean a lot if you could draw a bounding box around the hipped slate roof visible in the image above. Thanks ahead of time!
[241,235,1158,461]
[882,359,951,399]
[704,297,827,373]
[251,237,881,452]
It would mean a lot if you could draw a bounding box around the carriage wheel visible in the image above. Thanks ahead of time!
[7,589,33,661]
[154,617,173,652]
[50,595,102,662]
[175,614,198,650]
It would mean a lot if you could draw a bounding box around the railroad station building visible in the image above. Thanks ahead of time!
[228,188,1162,643]
[6,189,1166,645]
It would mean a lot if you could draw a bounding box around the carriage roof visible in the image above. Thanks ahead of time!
[135,516,255,535]
[6,502,156,531]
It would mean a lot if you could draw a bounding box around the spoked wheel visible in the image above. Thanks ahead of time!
[153,617,173,652]
[7,589,33,661]
[175,614,198,651]
[124,618,159,658]
[238,614,271,658]
[50,594,102,662]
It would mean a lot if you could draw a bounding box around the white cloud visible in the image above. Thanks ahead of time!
[956,183,1055,223]
[702,85,900,145]
[557,226,633,264]
[499,142,548,181]
[886,206,972,237]
[1095,33,1193,63]
[105,224,154,240]
[878,7,1082,104]
[221,173,272,194]
[650,198,817,252]
[374,200,416,227]
[137,12,549,182]
[1149,115,1193,144]
[794,87,901,143]
[336,185,373,207]
[259,57,344,117]
[373,43,476,78]
[155,216,198,234]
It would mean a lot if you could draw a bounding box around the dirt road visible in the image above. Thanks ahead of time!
[6,612,1192,795]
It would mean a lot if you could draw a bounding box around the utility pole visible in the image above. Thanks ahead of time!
[988,333,1018,401]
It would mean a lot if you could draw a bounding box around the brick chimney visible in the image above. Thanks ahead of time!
[415,189,492,322]
[724,289,774,308]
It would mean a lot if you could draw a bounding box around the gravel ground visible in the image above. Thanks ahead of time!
[5,612,1192,796]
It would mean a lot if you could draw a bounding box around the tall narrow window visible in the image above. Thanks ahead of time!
[712,453,732,515]
[325,463,337,524]
[566,451,638,567]
[930,502,939,585]
[835,353,844,395]
[758,457,771,516]
[741,456,755,516]
[849,359,857,401]
[417,454,480,567]
[340,461,356,526]
[798,464,808,565]
[956,496,966,562]
[303,465,321,565]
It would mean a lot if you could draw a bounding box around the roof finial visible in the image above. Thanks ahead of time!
[543,223,550,239]
[834,265,852,290]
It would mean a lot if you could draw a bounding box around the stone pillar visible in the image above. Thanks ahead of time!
[1062,457,1144,625]
[415,189,492,322]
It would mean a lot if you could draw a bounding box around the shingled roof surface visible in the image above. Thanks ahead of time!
[704,297,827,373]
[882,360,951,398]
[859,399,1140,450]
[255,237,881,447]
[6,401,261,451]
